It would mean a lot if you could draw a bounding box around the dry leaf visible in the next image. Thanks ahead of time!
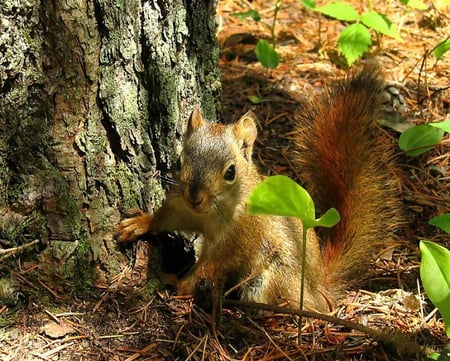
[42,321,74,339]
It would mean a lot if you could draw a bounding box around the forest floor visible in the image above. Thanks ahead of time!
[1,0,450,360]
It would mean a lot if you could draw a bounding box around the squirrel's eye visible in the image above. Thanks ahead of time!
[224,164,236,182]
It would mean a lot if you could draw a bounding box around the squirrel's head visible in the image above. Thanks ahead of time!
[179,106,257,215]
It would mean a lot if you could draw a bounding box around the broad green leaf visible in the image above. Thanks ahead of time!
[360,12,402,41]
[434,39,450,60]
[255,39,280,69]
[420,240,450,337]
[338,23,371,66]
[400,0,428,10]
[247,175,340,231]
[301,0,316,9]
[313,2,359,21]
[231,9,261,22]
[399,124,445,156]
[429,119,450,132]
[429,214,450,234]
[247,175,315,220]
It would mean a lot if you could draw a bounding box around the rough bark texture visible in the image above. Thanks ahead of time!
[0,0,220,292]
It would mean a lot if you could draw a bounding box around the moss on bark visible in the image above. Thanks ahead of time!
[0,0,221,297]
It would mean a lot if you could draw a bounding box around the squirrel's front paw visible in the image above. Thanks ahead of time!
[116,208,153,243]
[163,273,196,296]
[177,277,197,296]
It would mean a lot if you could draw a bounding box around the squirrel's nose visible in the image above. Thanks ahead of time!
[184,185,207,212]
[188,195,206,213]
[189,196,203,208]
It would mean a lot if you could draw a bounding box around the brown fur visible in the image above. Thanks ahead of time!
[293,64,403,299]
[117,64,403,312]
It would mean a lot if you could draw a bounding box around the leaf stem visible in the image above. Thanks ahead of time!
[298,226,308,342]
[271,0,282,49]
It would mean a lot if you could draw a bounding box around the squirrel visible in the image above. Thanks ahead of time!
[116,63,403,312]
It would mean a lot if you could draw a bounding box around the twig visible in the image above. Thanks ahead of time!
[185,333,208,361]
[34,342,74,359]
[45,309,60,323]
[123,343,157,361]
[37,278,61,300]
[11,271,39,290]
[0,239,39,261]
[224,299,427,357]
[97,334,125,339]
[54,312,85,318]
[246,316,298,361]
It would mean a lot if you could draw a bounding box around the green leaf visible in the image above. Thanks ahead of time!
[360,11,402,41]
[247,175,340,231]
[400,0,428,10]
[429,214,450,234]
[247,175,315,220]
[429,119,450,132]
[434,39,450,60]
[300,0,316,9]
[338,23,371,66]
[420,240,450,337]
[428,351,450,361]
[313,2,359,21]
[399,124,445,156]
[255,39,280,69]
[232,9,261,22]
[315,208,340,228]
[248,95,264,104]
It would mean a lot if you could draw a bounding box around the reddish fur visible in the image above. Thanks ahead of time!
[294,63,403,297]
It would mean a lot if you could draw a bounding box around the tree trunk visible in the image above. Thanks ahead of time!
[0,0,220,293]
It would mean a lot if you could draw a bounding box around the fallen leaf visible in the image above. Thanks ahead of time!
[42,321,74,339]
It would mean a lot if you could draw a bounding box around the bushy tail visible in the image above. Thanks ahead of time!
[294,63,404,296]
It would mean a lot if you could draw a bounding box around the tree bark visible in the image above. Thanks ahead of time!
[0,0,220,292]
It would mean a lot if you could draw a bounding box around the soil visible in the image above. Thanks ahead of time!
[1,1,449,360]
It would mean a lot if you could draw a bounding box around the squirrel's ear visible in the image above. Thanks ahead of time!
[187,106,205,133]
[233,112,257,147]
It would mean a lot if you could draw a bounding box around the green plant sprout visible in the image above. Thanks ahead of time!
[401,115,450,358]
[304,1,402,65]
[420,213,450,360]
[399,119,450,156]
[246,175,340,336]
[420,240,450,337]
[232,0,282,70]
[234,1,447,69]
[434,37,450,60]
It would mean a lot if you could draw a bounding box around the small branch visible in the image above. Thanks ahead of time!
[0,239,40,261]
[247,317,296,361]
[224,299,427,357]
